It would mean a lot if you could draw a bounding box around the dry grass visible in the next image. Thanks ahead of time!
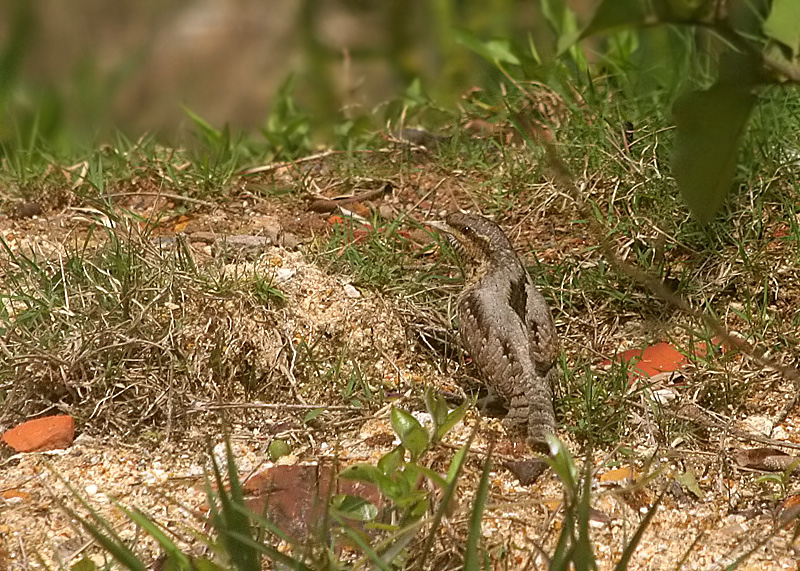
[3,93,800,566]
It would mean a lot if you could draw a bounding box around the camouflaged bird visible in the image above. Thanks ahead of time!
[433,212,558,453]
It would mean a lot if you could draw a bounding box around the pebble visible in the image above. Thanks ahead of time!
[275,267,295,283]
[343,283,360,298]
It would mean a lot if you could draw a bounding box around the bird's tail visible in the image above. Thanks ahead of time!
[503,368,556,454]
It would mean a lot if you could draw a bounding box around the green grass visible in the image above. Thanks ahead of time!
[6,27,800,568]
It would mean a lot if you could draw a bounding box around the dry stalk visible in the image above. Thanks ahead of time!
[542,143,800,430]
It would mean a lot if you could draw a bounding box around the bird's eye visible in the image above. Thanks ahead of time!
[463,226,473,235]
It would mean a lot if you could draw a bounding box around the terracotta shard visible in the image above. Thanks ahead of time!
[2,415,75,453]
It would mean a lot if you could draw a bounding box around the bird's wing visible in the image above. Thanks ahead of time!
[522,276,558,368]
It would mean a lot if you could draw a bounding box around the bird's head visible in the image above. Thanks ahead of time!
[429,212,516,267]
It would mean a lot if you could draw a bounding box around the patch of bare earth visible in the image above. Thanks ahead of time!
[2,148,800,568]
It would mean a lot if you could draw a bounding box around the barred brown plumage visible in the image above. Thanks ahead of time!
[432,212,559,454]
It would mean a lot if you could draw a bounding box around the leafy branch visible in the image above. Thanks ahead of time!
[576,0,800,221]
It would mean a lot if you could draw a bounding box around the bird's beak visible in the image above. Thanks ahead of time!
[424,220,450,233]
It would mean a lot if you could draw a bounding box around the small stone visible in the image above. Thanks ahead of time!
[85,484,98,496]
[343,284,360,298]
[773,426,790,440]
[152,237,176,249]
[649,388,678,404]
[12,202,43,219]
[275,268,295,284]
[1,489,31,503]
[504,458,549,486]
[2,415,75,452]
[213,235,273,260]
[282,232,301,250]
[378,204,397,220]
[739,415,772,436]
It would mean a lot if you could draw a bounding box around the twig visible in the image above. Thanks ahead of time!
[542,143,800,393]
[240,149,380,176]
[770,392,800,432]
[104,192,217,208]
[181,401,362,413]
[239,149,339,175]
[307,182,393,213]
[633,401,800,451]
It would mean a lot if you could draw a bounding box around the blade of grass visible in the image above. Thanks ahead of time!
[415,423,478,568]
[206,438,260,571]
[463,445,493,571]
[330,512,393,571]
[613,486,665,571]
[58,504,146,571]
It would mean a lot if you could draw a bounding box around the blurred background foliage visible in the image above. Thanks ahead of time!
[0,0,598,154]
[1,0,799,219]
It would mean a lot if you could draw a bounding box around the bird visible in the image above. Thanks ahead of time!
[430,212,559,455]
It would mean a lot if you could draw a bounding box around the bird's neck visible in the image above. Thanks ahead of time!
[465,252,524,286]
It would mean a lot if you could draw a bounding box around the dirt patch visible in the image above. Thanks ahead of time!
[3,150,800,568]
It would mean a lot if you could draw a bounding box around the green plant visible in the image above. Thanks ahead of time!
[338,389,468,527]
[183,106,249,192]
[571,0,800,222]
[260,74,312,161]
[449,0,800,222]
[52,389,474,569]
[560,360,634,447]
[544,436,663,570]
[756,458,800,499]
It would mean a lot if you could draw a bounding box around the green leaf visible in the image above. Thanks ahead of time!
[182,106,222,145]
[393,488,429,511]
[671,82,756,222]
[373,522,425,566]
[755,473,784,486]
[331,494,379,522]
[408,496,431,519]
[267,439,291,461]
[676,469,704,499]
[115,503,191,568]
[207,440,260,571]
[575,451,597,569]
[341,464,399,498]
[70,556,97,571]
[188,558,226,571]
[613,488,665,570]
[544,434,578,494]
[390,407,429,460]
[396,463,423,494]
[414,465,450,491]
[303,407,324,423]
[340,464,385,486]
[330,513,394,571]
[424,388,448,431]
[437,400,468,440]
[446,442,469,483]
[403,78,429,105]
[580,0,648,39]
[377,445,405,476]
[50,468,146,571]
[63,506,147,571]
[424,388,468,442]
[541,0,577,36]
[463,453,492,571]
[666,0,710,20]
[764,0,800,56]
[453,29,520,65]
[629,26,691,90]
